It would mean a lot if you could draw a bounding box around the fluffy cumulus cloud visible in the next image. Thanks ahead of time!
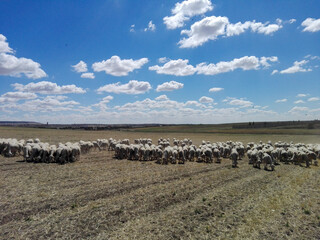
[72,61,87,73]
[20,96,80,113]
[149,59,196,76]
[199,96,213,103]
[0,95,82,114]
[209,87,224,92]
[163,0,213,29]
[0,91,37,103]
[156,81,184,92]
[92,56,149,76]
[80,72,95,79]
[150,56,277,76]
[92,95,114,111]
[12,81,86,94]
[61,95,277,124]
[279,60,312,74]
[294,100,305,104]
[178,16,283,48]
[155,95,169,101]
[275,98,287,103]
[144,21,156,32]
[0,34,13,54]
[4,93,320,124]
[1,91,37,100]
[179,16,229,48]
[223,97,253,108]
[301,18,320,32]
[196,56,277,75]
[0,34,47,79]
[97,80,152,94]
[260,56,279,67]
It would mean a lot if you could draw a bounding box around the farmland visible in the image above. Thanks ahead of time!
[0,126,319,239]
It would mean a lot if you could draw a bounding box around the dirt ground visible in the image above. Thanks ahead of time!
[0,127,319,239]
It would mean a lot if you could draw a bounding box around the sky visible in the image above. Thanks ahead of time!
[0,0,319,124]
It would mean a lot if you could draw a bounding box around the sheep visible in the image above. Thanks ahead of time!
[230,148,239,168]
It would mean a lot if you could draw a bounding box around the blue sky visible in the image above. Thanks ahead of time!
[0,0,319,124]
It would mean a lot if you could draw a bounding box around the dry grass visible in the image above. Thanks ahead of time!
[0,127,319,239]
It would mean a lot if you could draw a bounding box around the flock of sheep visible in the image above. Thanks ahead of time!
[0,137,319,170]
[0,138,81,164]
[110,138,319,170]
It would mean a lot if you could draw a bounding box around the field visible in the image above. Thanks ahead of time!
[0,126,319,239]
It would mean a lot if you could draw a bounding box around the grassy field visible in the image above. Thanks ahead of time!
[129,124,320,135]
[0,127,319,239]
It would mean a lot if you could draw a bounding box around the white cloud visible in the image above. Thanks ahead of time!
[308,97,319,102]
[158,57,170,63]
[178,16,283,48]
[115,98,183,111]
[301,18,320,32]
[92,95,114,111]
[130,24,135,32]
[155,95,169,101]
[150,56,277,76]
[97,80,151,94]
[163,0,213,29]
[271,70,278,75]
[199,96,213,103]
[223,97,253,108]
[209,87,224,92]
[13,96,80,113]
[196,56,276,75]
[92,56,149,76]
[184,100,206,108]
[249,21,282,35]
[294,100,305,104]
[296,93,308,97]
[0,34,47,79]
[275,98,287,103]
[288,106,309,113]
[156,81,184,92]
[1,91,37,100]
[0,91,37,103]
[144,21,156,32]
[279,60,312,74]
[179,16,229,48]
[80,72,95,79]
[0,53,47,79]
[149,59,196,76]
[0,34,13,53]
[12,81,86,94]
[289,19,296,24]
[260,56,278,67]
[72,61,87,73]
[305,55,320,60]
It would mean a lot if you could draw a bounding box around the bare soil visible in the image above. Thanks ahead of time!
[0,127,319,239]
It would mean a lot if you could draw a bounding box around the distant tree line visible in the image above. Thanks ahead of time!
[233,120,320,129]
